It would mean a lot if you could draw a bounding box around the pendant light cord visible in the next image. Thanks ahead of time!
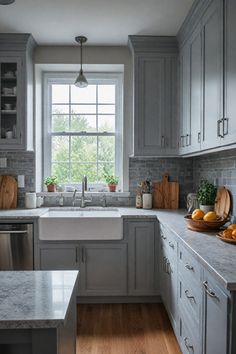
[80,40,83,72]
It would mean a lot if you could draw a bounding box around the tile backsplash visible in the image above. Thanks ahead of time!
[129,156,193,208]
[192,149,236,215]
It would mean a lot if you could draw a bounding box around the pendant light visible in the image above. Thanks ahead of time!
[74,36,88,88]
[0,0,15,4]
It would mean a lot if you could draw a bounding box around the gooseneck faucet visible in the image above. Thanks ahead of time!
[80,175,91,208]
[72,189,77,207]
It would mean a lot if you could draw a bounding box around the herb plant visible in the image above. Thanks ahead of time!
[197,180,217,205]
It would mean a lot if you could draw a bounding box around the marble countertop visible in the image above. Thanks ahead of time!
[1,207,236,290]
[0,270,78,329]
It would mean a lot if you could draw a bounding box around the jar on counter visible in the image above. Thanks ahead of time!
[142,193,152,209]
[25,193,36,209]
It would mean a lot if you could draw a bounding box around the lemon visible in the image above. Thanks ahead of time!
[203,211,217,222]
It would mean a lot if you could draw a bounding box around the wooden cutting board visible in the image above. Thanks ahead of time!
[0,176,17,209]
[214,186,231,218]
[153,174,179,209]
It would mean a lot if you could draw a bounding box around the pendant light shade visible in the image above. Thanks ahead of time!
[0,0,15,4]
[74,36,88,88]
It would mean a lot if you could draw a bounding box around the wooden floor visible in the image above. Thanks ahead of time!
[77,303,181,354]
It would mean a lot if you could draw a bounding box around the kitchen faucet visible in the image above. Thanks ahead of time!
[72,189,77,207]
[80,175,92,208]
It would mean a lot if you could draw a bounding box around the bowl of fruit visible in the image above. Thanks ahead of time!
[217,224,236,243]
[184,209,229,231]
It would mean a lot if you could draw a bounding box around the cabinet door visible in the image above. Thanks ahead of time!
[0,55,24,149]
[127,221,156,295]
[203,276,228,354]
[223,0,236,144]
[39,244,78,270]
[134,54,178,156]
[79,243,127,296]
[201,0,223,150]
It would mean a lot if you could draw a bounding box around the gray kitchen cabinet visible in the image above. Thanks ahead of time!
[200,0,223,150]
[79,242,127,296]
[202,270,228,354]
[223,0,236,145]
[179,22,202,155]
[39,243,78,270]
[128,36,178,157]
[0,34,36,151]
[126,221,156,295]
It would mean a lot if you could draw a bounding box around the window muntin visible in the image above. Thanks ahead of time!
[43,73,122,188]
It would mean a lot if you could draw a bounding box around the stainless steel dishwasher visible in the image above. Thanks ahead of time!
[0,223,33,270]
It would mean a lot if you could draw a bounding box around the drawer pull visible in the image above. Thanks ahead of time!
[161,234,167,240]
[184,337,194,352]
[185,263,194,271]
[169,241,174,249]
[185,290,195,301]
[203,281,219,300]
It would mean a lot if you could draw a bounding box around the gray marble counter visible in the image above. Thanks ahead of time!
[0,270,78,329]
[0,208,47,220]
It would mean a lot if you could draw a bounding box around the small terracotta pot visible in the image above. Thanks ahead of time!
[47,184,56,192]
[108,184,117,192]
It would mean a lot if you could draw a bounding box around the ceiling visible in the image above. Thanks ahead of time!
[0,0,194,45]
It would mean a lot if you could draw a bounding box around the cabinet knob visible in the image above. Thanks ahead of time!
[185,263,194,271]
[184,337,194,352]
[169,241,174,249]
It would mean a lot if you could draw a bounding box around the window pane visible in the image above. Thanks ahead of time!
[71,136,97,162]
[52,85,69,104]
[98,85,115,104]
[71,105,96,114]
[98,163,115,182]
[98,115,115,132]
[52,136,69,162]
[71,164,97,183]
[98,136,115,162]
[52,163,70,183]
[71,85,96,104]
[52,115,69,132]
[52,104,69,114]
[71,115,96,132]
[98,105,115,114]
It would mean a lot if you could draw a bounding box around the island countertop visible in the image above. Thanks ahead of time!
[0,270,79,329]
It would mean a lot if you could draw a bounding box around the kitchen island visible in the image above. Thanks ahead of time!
[0,270,78,354]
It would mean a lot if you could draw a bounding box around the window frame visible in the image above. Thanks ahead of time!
[43,72,123,190]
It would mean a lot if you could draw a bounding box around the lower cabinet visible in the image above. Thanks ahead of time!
[39,243,78,270]
[126,221,157,296]
[79,243,127,296]
[202,271,228,354]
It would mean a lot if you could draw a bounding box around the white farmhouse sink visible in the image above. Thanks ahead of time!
[39,208,123,241]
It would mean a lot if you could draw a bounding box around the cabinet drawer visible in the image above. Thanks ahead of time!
[160,224,177,259]
[179,312,201,354]
[179,245,201,284]
[179,276,202,323]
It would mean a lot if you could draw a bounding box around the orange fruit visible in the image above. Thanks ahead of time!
[228,224,236,230]
[223,229,233,239]
[203,211,217,222]
[231,230,236,239]
[192,209,205,220]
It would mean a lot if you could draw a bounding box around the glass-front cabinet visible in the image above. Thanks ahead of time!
[0,57,22,146]
[0,34,36,151]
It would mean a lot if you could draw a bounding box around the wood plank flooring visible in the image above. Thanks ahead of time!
[77,304,181,354]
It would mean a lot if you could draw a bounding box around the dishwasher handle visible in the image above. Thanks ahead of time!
[0,230,28,234]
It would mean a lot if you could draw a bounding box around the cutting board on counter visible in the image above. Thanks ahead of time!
[214,186,231,218]
[0,176,17,209]
[153,174,179,209]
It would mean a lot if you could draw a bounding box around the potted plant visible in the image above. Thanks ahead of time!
[197,180,217,213]
[104,174,119,192]
[44,175,58,192]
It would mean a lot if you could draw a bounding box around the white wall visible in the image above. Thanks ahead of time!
[34,45,133,191]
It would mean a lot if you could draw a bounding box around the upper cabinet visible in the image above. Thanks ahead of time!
[128,36,178,157]
[0,34,36,151]
[178,0,236,156]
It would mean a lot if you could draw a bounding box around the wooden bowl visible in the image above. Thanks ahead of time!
[184,214,228,232]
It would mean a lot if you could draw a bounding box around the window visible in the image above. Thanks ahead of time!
[43,73,123,189]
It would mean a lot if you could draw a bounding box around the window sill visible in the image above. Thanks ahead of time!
[37,191,130,198]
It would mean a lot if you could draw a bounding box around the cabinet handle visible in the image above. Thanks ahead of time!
[198,132,201,143]
[186,134,191,146]
[76,247,79,263]
[184,337,194,352]
[161,234,167,240]
[217,119,224,138]
[203,281,219,300]
[223,117,229,136]
[185,263,194,271]
[180,135,185,147]
[81,247,86,263]
[185,289,195,301]
[166,260,172,275]
[161,135,165,147]
[169,241,174,249]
